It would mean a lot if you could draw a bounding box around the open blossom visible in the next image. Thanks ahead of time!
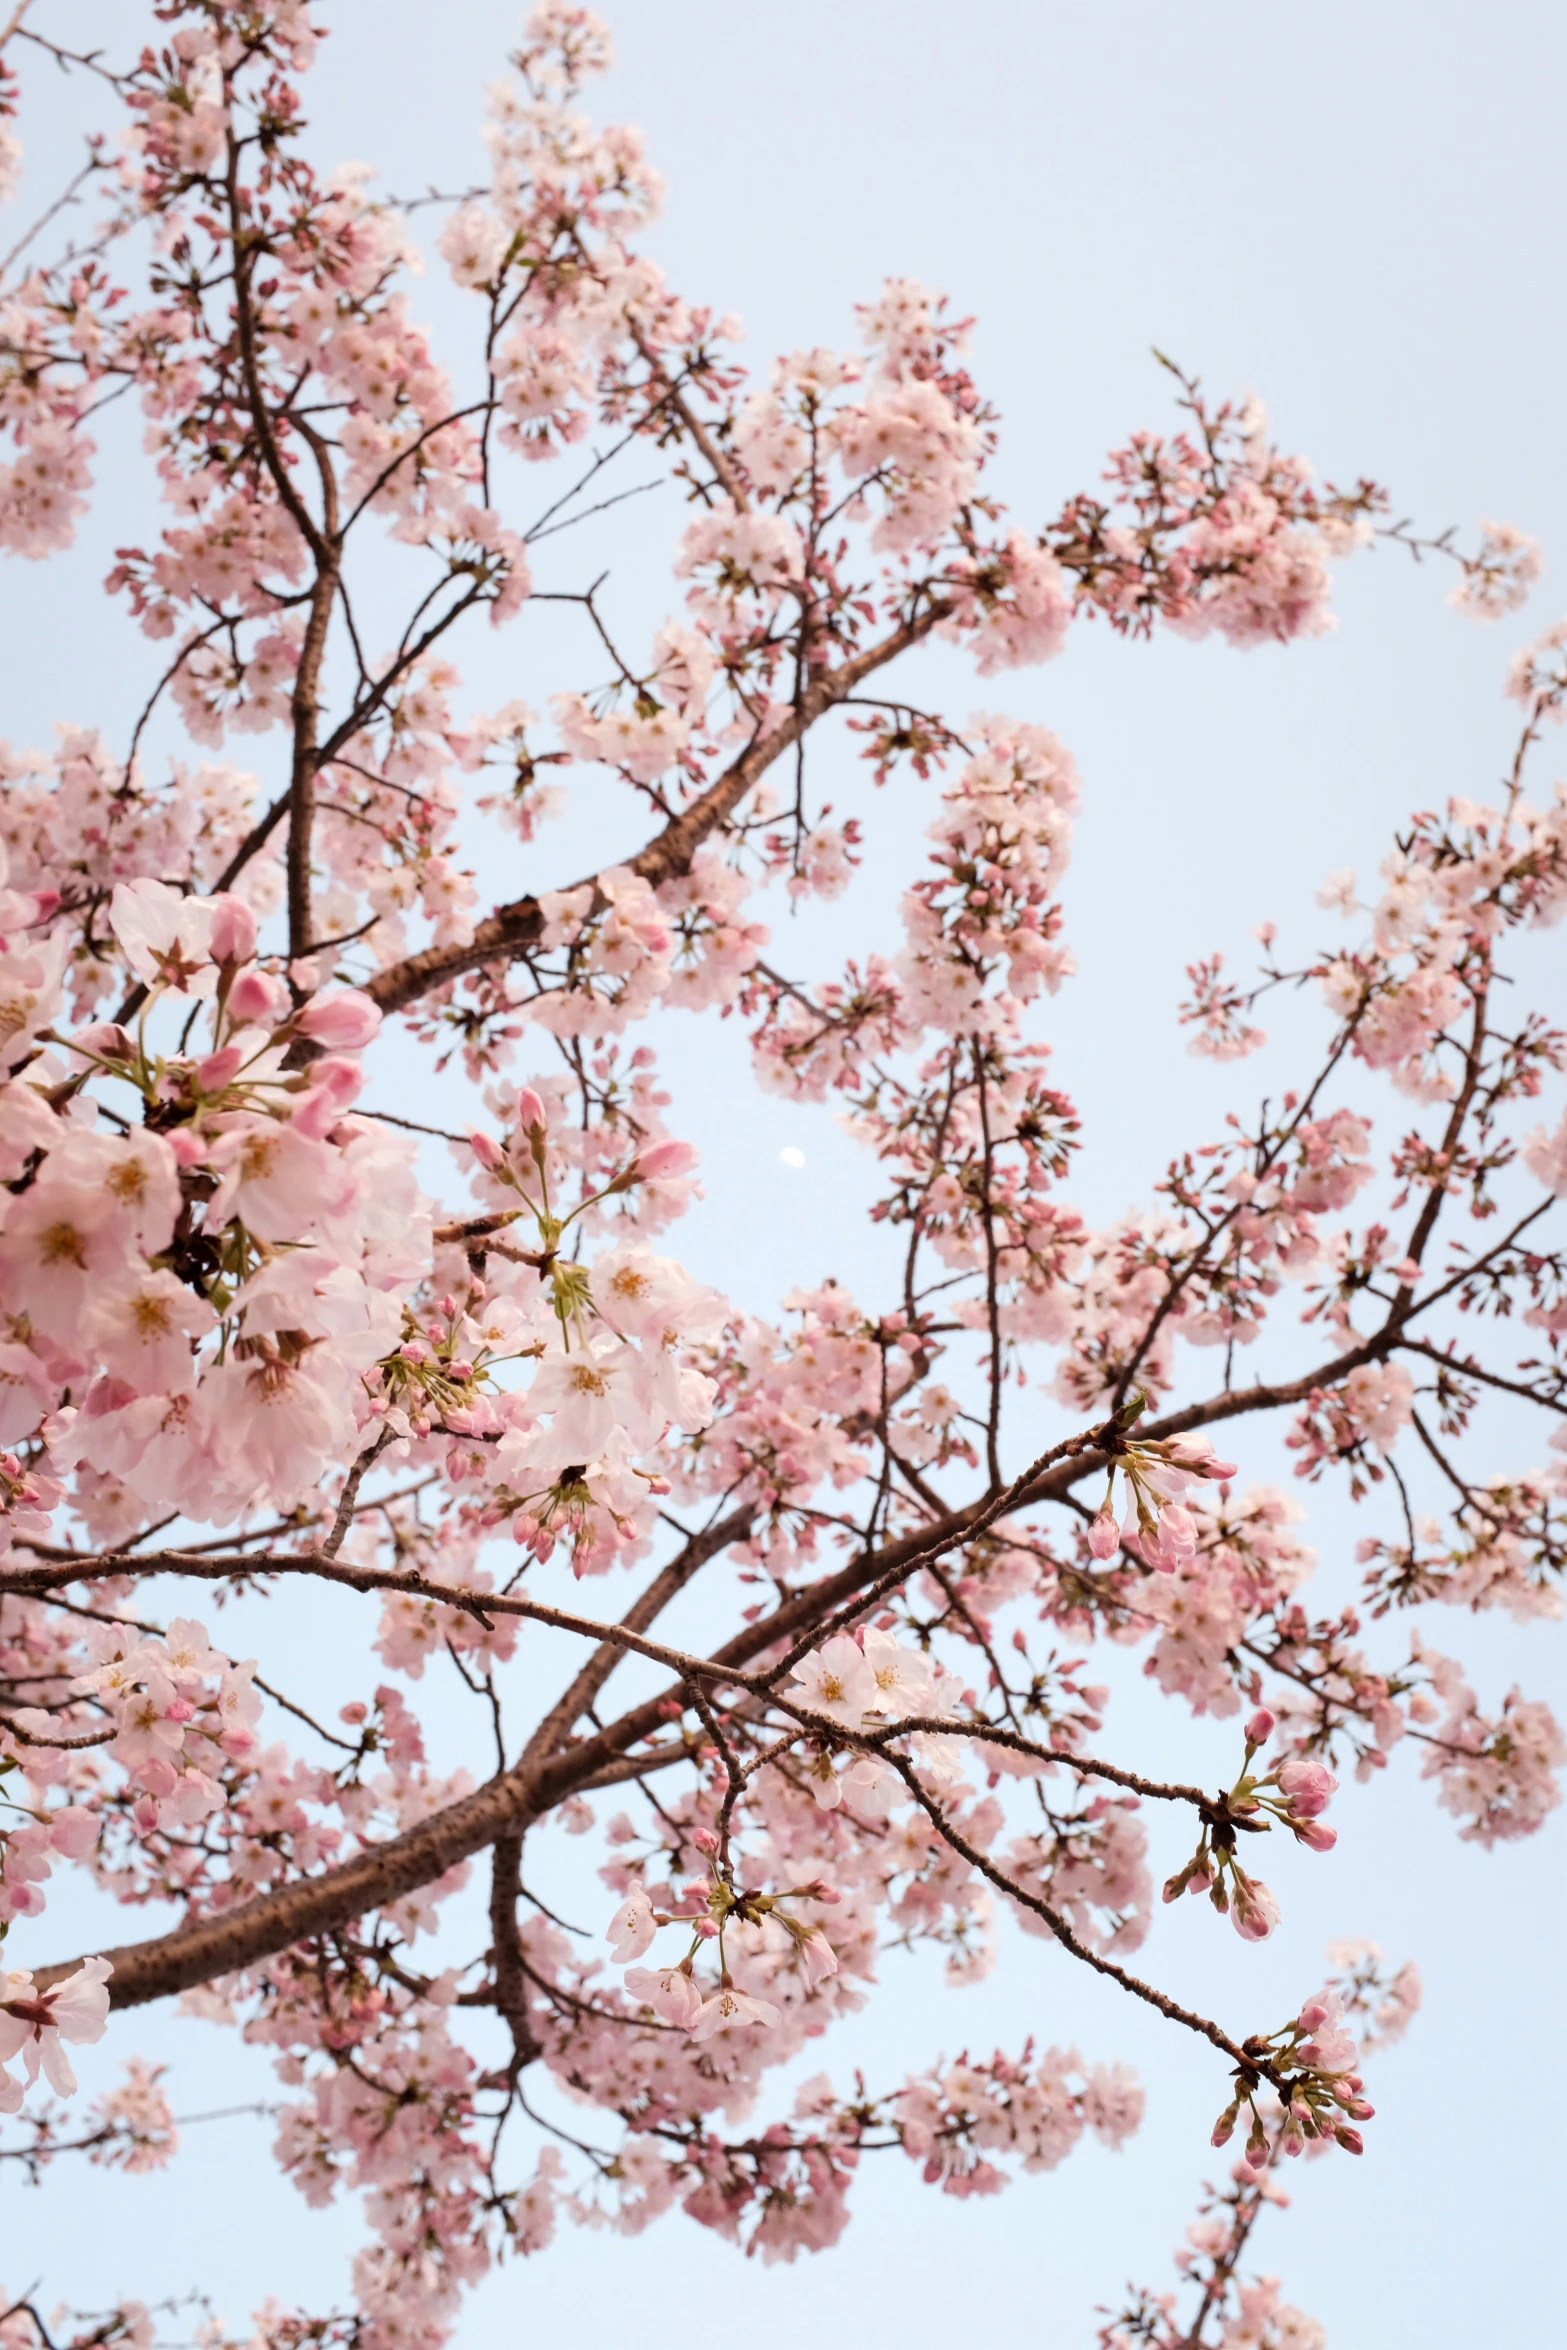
[788,1634,878,1729]
[1449,520,1543,619]
[0,1956,113,2096]
[622,1963,704,2028]
[862,1627,938,1716]
[687,1984,781,2040]
[108,877,218,997]
[0,1,1557,2329]
[1523,1109,1567,1196]
[1295,1985,1358,2075]
[606,1885,657,1962]
[674,500,804,625]
[1341,1361,1415,1447]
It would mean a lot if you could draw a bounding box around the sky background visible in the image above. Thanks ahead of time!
[3,1,1566,2342]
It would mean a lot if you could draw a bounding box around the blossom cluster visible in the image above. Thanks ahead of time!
[0,3,1559,2344]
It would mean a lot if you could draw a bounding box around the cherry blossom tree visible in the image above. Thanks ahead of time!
[0,4,1562,2343]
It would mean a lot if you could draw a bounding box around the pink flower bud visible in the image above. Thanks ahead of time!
[168,1126,208,1168]
[294,987,381,1049]
[1245,1707,1276,1746]
[1230,1872,1280,1942]
[1334,2125,1365,2155]
[1292,1817,1337,1853]
[1210,2109,1236,2147]
[226,966,289,1027]
[1087,1509,1119,1560]
[690,1827,720,1854]
[339,1702,368,1725]
[630,1137,698,1184]
[210,895,258,966]
[196,1046,245,1091]
[470,1129,505,1172]
[515,1086,547,1133]
[1277,1756,1337,1817]
[72,1021,134,1061]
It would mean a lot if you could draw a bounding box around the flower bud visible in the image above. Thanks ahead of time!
[1229,1870,1280,1942]
[1276,1755,1337,1813]
[72,1021,134,1062]
[515,1086,547,1134]
[210,894,258,966]
[226,967,291,1027]
[629,1137,698,1184]
[1334,2125,1365,2155]
[295,987,382,1049]
[470,1129,505,1173]
[1245,1707,1276,1746]
[1087,1509,1119,1560]
[196,1046,245,1092]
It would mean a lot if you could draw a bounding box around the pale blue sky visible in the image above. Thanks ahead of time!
[4,3,1565,2342]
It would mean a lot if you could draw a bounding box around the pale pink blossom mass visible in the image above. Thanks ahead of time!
[0,5,1558,2347]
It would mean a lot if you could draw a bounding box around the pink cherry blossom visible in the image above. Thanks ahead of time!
[0,1956,112,2094]
[606,1885,657,1962]
[0,7,1555,2334]
[687,1984,782,2040]
[788,1634,878,1730]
